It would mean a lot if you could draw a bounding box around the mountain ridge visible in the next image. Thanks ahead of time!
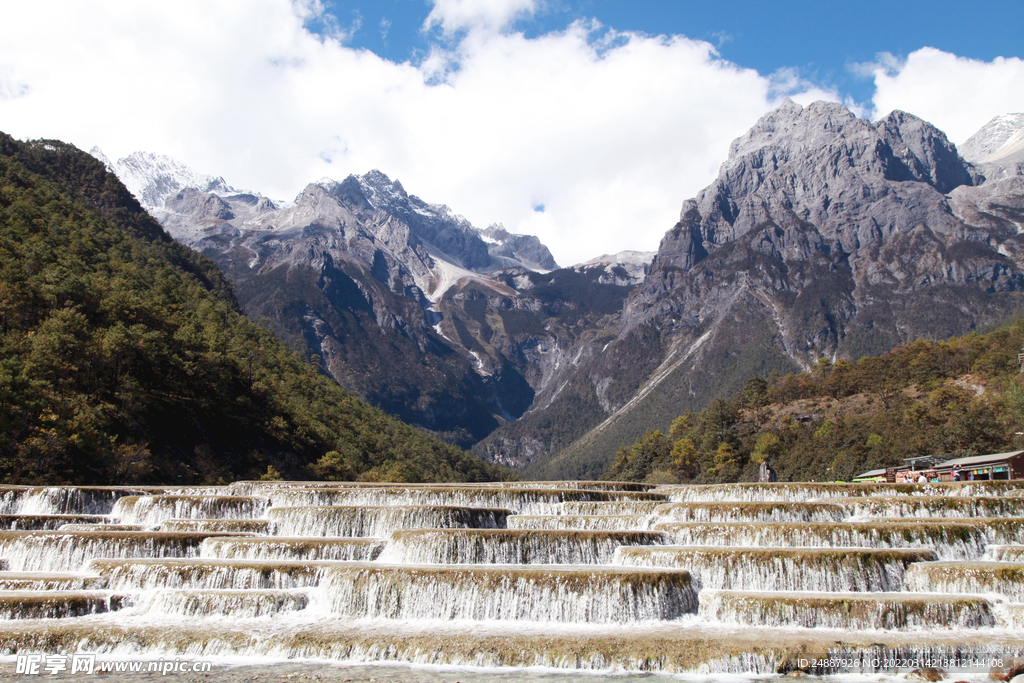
[1,132,506,484]
[93,101,1024,480]
[510,100,1024,478]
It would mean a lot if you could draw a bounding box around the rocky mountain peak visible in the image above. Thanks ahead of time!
[354,169,411,209]
[516,101,1024,479]
[656,99,980,279]
[959,113,1024,163]
[572,250,654,286]
[874,109,975,193]
[726,99,858,161]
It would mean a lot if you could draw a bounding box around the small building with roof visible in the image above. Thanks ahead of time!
[934,450,1024,481]
[852,468,887,482]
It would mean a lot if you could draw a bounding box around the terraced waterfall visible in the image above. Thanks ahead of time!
[0,480,1023,676]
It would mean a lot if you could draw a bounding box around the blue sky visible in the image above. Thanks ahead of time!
[2,1,1023,264]
[333,0,1024,112]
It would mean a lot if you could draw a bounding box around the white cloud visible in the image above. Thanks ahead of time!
[0,0,844,265]
[424,0,538,35]
[864,47,1024,144]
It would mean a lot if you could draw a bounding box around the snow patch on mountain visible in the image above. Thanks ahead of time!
[959,113,1024,163]
[988,126,1024,164]
[573,250,654,285]
[90,148,239,209]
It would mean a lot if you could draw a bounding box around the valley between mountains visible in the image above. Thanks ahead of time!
[85,100,1024,482]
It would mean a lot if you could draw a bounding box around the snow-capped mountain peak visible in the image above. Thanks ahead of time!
[89,148,236,209]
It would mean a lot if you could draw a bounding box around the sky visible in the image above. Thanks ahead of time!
[1,1,1023,266]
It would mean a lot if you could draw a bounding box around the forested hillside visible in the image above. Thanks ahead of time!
[604,319,1024,484]
[0,133,507,485]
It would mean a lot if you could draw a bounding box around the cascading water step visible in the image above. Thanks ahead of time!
[0,617,1020,674]
[0,514,110,530]
[268,487,667,516]
[86,558,345,590]
[0,530,252,572]
[55,524,147,532]
[318,563,697,623]
[267,505,510,537]
[614,546,938,591]
[0,480,1019,676]
[201,537,386,561]
[0,487,162,516]
[985,545,1024,561]
[652,521,988,560]
[850,517,1024,545]
[230,480,657,496]
[903,561,1024,601]
[653,501,848,523]
[996,603,1024,628]
[550,500,666,516]
[132,588,310,618]
[697,589,998,630]
[0,591,129,620]
[506,514,651,531]
[379,529,669,564]
[159,519,273,534]
[655,481,1024,503]
[834,496,1024,518]
[112,495,271,526]
[0,572,107,591]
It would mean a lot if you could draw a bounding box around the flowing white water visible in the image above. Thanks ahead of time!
[654,501,848,523]
[0,591,127,620]
[112,496,270,526]
[56,524,147,532]
[378,530,668,564]
[0,480,1020,678]
[855,517,1024,545]
[698,589,998,630]
[0,573,107,590]
[0,514,110,530]
[902,561,1024,601]
[159,519,272,534]
[0,531,230,572]
[653,521,989,560]
[613,546,937,591]
[268,488,665,516]
[268,505,508,538]
[656,481,1024,502]
[15,487,152,515]
[984,545,1024,561]
[995,603,1024,628]
[201,537,385,562]
[229,480,654,496]
[86,558,340,590]
[836,496,1024,518]
[506,514,651,531]
[552,501,665,516]
[133,588,310,618]
[317,564,697,623]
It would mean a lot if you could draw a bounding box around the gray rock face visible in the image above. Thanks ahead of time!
[132,163,582,448]
[574,251,654,286]
[482,225,559,271]
[624,99,1015,338]
[494,100,1024,479]
[99,102,1024,478]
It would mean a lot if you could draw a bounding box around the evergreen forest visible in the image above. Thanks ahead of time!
[604,323,1024,484]
[0,133,508,485]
